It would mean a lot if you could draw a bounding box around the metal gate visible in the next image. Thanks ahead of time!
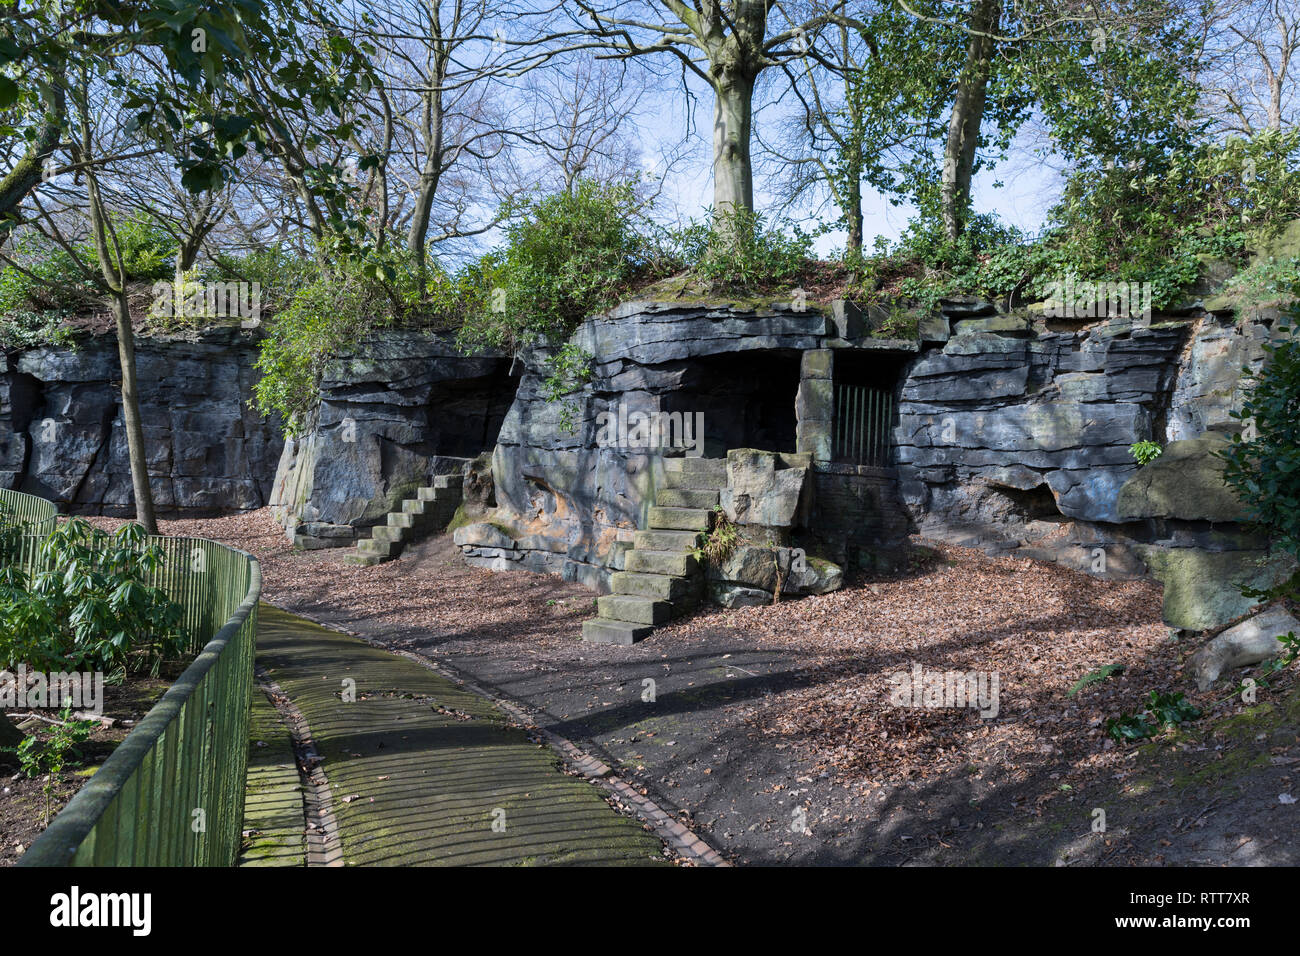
[833,384,895,466]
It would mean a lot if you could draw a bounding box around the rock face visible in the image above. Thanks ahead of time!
[7,288,1288,630]
[269,331,516,545]
[1,326,281,514]
[896,318,1189,530]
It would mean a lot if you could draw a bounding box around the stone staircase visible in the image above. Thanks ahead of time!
[343,474,463,566]
[581,457,727,644]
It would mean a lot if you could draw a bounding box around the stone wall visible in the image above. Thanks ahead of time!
[1,326,281,514]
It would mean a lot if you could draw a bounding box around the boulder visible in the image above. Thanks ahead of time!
[1186,607,1300,690]
[1137,546,1297,631]
[1116,433,1247,523]
[708,582,772,608]
[721,448,812,528]
[452,521,518,550]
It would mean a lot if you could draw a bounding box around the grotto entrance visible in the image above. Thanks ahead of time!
[660,350,800,457]
[421,360,520,460]
[832,350,908,467]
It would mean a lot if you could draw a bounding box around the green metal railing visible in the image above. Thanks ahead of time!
[12,504,261,866]
[0,488,58,536]
[833,383,895,466]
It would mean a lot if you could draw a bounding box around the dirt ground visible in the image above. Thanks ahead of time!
[0,673,174,864]
[86,509,1300,865]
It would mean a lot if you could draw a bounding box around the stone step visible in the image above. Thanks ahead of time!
[611,571,698,602]
[433,474,463,490]
[663,470,727,492]
[358,538,399,558]
[648,506,711,531]
[342,553,383,567]
[596,594,674,626]
[626,549,698,577]
[582,618,654,645]
[416,487,439,502]
[664,457,727,478]
[656,487,720,509]
[388,510,430,529]
[634,529,702,552]
[370,525,407,544]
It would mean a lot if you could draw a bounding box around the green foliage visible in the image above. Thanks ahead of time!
[690,513,739,568]
[1067,663,1126,697]
[97,213,176,282]
[0,232,96,314]
[456,180,646,354]
[252,267,395,434]
[673,206,813,295]
[3,703,99,824]
[1106,690,1202,742]
[209,246,316,312]
[0,519,185,679]
[1130,441,1164,466]
[0,310,77,353]
[1224,255,1300,302]
[542,342,593,434]
[1220,318,1300,560]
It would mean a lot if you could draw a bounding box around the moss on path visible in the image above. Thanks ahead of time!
[253,605,668,866]
[240,684,307,867]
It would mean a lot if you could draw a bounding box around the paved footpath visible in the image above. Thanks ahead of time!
[245,606,669,866]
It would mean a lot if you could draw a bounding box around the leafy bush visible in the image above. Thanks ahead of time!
[674,206,813,295]
[0,232,97,314]
[0,519,186,679]
[457,180,646,354]
[0,309,77,352]
[1106,690,1202,742]
[209,246,317,312]
[252,267,394,434]
[1221,316,1300,561]
[94,213,176,283]
[541,341,593,434]
[3,703,99,824]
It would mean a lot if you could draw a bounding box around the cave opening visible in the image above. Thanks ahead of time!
[660,350,801,457]
[422,361,520,459]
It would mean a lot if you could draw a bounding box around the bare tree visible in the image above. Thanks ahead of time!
[1197,0,1299,135]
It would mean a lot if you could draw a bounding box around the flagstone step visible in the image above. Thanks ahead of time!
[648,507,711,531]
[625,549,699,577]
[581,619,654,645]
[634,529,703,552]
[655,488,720,509]
[596,594,674,626]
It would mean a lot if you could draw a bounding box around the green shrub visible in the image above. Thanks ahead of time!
[1106,690,1202,742]
[1220,316,1300,561]
[457,180,646,354]
[0,310,77,352]
[209,246,317,312]
[674,206,813,295]
[92,213,176,282]
[0,519,186,679]
[3,703,99,824]
[252,267,394,434]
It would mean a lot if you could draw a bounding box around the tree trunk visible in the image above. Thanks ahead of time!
[112,291,158,535]
[941,0,1000,244]
[711,71,756,221]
